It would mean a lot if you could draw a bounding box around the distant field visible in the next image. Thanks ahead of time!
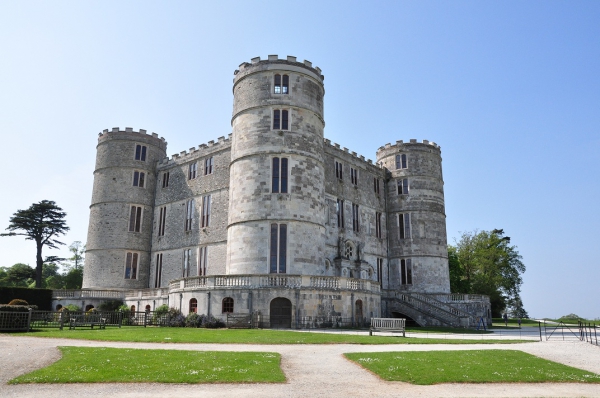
[345,350,600,385]
[10,347,285,384]
[17,327,530,345]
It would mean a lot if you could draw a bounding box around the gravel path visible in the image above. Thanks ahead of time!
[1,334,599,398]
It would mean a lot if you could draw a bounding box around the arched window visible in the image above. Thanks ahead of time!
[145,304,151,312]
[55,304,63,311]
[130,305,136,312]
[189,298,198,313]
[222,297,234,313]
[85,305,95,311]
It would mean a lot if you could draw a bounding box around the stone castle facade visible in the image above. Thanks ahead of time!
[66,55,490,327]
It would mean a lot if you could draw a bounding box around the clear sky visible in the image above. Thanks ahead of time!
[1,1,598,319]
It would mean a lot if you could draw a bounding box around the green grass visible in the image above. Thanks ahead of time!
[17,327,530,344]
[491,318,540,328]
[406,326,492,334]
[10,347,285,384]
[344,350,600,385]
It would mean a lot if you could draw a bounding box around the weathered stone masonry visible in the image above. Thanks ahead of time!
[73,55,491,327]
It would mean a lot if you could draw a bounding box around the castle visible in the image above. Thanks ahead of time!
[55,55,490,327]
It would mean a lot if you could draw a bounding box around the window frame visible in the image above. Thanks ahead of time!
[201,195,211,228]
[128,205,143,233]
[222,297,234,313]
[135,144,147,162]
[273,74,289,95]
[397,178,409,195]
[198,246,208,276]
[395,154,407,169]
[373,177,380,195]
[158,206,166,237]
[272,157,289,193]
[185,199,194,231]
[350,167,358,185]
[336,199,345,228]
[398,213,411,240]
[204,157,214,175]
[400,258,413,285]
[132,170,145,188]
[272,108,290,130]
[154,253,163,288]
[352,203,359,232]
[188,162,197,180]
[162,172,170,188]
[125,252,139,279]
[269,223,287,274]
[335,160,343,180]
[189,298,197,313]
[375,212,382,238]
[377,258,383,283]
[183,248,192,278]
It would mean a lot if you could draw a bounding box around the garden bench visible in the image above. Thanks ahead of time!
[69,314,107,330]
[369,317,406,337]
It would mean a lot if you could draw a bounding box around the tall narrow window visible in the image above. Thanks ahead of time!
[133,171,145,187]
[125,252,138,279]
[135,144,147,161]
[274,74,281,94]
[183,249,191,277]
[162,172,170,188]
[158,206,166,236]
[401,259,413,285]
[198,246,208,276]
[185,199,194,231]
[336,199,344,228]
[350,168,358,185]
[201,195,211,227]
[273,109,289,130]
[270,223,287,273]
[281,110,288,130]
[204,157,213,175]
[129,206,143,232]
[188,162,197,180]
[399,213,411,240]
[395,154,407,169]
[373,177,380,194]
[352,203,359,232]
[272,157,288,193]
[335,161,343,180]
[397,179,409,195]
[189,298,197,313]
[273,109,280,129]
[377,258,383,283]
[155,253,163,288]
[282,74,289,93]
[375,212,382,238]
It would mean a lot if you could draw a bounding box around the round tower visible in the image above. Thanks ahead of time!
[226,55,326,275]
[83,128,167,289]
[376,139,450,294]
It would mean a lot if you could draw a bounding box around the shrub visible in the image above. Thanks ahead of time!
[152,304,169,326]
[202,314,226,329]
[7,299,28,306]
[168,307,185,327]
[185,312,201,327]
[0,305,32,312]
[0,287,52,310]
[98,300,123,311]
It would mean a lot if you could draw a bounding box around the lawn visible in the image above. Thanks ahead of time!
[10,347,285,384]
[18,327,531,344]
[344,350,600,385]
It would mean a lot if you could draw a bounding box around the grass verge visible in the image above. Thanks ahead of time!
[17,327,531,344]
[344,350,600,385]
[10,347,285,384]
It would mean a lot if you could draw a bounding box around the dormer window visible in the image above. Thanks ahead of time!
[274,74,289,94]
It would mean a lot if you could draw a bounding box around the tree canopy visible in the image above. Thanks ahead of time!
[448,229,527,318]
[1,200,69,288]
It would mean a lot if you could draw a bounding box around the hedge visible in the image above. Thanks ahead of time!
[0,287,52,310]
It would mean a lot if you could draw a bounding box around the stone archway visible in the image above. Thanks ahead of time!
[270,297,292,329]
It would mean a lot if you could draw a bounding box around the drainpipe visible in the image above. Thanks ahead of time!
[179,293,183,312]
[207,291,211,317]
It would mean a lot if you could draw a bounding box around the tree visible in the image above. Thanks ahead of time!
[63,241,85,271]
[1,200,69,288]
[1,263,36,287]
[448,229,526,317]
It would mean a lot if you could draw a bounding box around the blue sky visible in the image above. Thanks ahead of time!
[1,1,598,319]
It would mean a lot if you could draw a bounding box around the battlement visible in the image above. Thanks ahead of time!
[323,138,379,168]
[376,139,440,154]
[158,133,232,166]
[98,127,167,147]
[233,55,324,82]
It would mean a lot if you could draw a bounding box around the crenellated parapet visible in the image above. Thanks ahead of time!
[97,127,167,151]
[158,134,232,167]
[323,138,380,171]
[233,55,324,84]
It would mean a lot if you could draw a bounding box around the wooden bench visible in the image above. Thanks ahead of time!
[69,314,107,330]
[369,318,406,337]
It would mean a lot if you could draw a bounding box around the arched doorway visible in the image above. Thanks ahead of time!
[270,297,292,328]
[85,305,95,312]
[355,299,363,326]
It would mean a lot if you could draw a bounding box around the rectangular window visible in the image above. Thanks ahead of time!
[377,258,383,283]
[204,157,213,175]
[162,172,170,188]
[133,171,145,188]
[158,206,166,236]
[352,203,359,232]
[401,259,413,285]
[135,144,147,161]
[269,223,287,273]
[373,177,380,194]
[273,109,280,129]
[201,195,211,228]
[128,206,143,233]
[272,109,289,130]
[272,157,288,193]
[188,162,197,180]
[154,253,163,288]
[336,199,344,228]
[395,154,407,169]
[282,75,289,94]
[350,167,358,185]
[397,179,409,195]
[335,161,343,180]
[274,74,281,94]
[125,252,138,279]
[399,213,411,240]
[274,74,289,94]
[375,212,382,238]
[198,246,208,276]
[183,249,191,277]
[185,199,194,231]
